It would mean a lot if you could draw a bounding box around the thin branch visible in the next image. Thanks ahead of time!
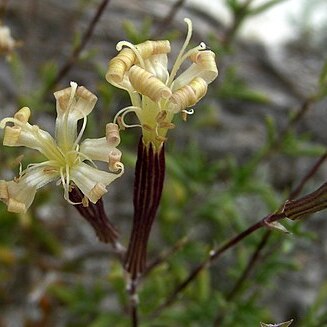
[227,229,271,301]
[142,236,189,279]
[0,0,9,17]
[289,151,327,200]
[151,0,186,38]
[213,150,327,324]
[213,229,271,325]
[150,212,284,317]
[126,276,139,327]
[47,0,110,91]
[150,149,327,317]
[223,0,255,48]
[254,94,317,168]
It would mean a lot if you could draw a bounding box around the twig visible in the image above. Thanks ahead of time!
[289,151,327,200]
[150,148,327,317]
[268,95,315,155]
[213,150,327,324]
[213,229,271,325]
[236,94,318,184]
[150,212,285,317]
[0,0,9,17]
[151,0,186,38]
[149,93,320,316]
[126,276,139,327]
[47,0,110,91]
[142,236,189,279]
[228,229,271,301]
[223,0,254,48]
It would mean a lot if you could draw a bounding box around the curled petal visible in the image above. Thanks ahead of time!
[129,65,172,102]
[169,77,208,113]
[0,165,59,213]
[106,123,120,147]
[7,198,27,214]
[1,118,63,163]
[2,182,36,213]
[54,83,76,115]
[0,180,9,200]
[106,40,170,85]
[54,82,97,151]
[54,83,97,119]
[172,50,218,91]
[189,50,218,83]
[79,137,122,163]
[108,149,122,172]
[135,40,171,58]
[74,86,98,118]
[14,107,31,123]
[89,183,107,203]
[3,126,21,146]
[70,162,124,203]
[106,48,136,84]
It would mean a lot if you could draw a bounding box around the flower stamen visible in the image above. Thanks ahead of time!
[167,18,193,86]
[113,106,142,129]
[74,112,87,147]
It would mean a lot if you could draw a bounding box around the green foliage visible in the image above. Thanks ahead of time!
[122,18,153,43]
[299,282,327,326]
[226,0,288,17]
[49,282,109,326]
[217,66,270,103]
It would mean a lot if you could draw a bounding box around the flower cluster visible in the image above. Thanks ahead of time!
[106,18,218,150]
[0,82,124,213]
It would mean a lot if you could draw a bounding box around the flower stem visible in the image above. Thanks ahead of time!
[126,276,139,327]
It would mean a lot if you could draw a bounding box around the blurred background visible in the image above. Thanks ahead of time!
[0,0,327,326]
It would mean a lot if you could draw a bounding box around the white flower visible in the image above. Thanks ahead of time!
[0,24,18,57]
[106,18,218,150]
[0,82,124,213]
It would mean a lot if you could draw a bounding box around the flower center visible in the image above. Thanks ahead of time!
[63,149,80,168]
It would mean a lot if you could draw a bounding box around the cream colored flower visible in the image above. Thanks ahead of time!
[0,82,124,213]
[0,24,18,57]
[106,18,218,150]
